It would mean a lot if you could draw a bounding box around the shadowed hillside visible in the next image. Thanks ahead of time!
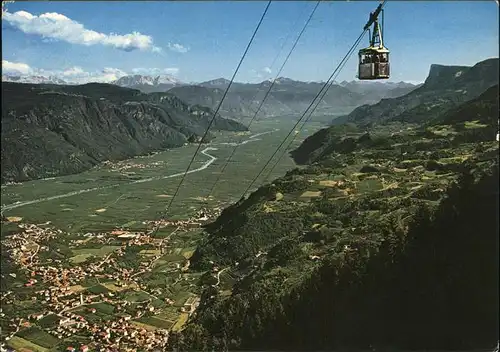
[292,85,498,166]
[1,82,247,183]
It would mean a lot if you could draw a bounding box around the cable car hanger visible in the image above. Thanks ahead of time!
[358,1,390,80]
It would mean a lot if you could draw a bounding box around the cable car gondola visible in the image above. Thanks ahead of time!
[358,3,390,80]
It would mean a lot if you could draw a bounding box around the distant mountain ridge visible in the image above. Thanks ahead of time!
[1,82,247,183]
[198,78,233,89]
[2,74,68,85]
[169,79,420,119]
[2,73,421,119]
[110,74,185,93]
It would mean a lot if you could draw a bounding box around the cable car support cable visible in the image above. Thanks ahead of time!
[241,1,310,117]
[153,0,272,231]
[262,29,362,183]
[206,0,321,198]
[240,0,387,199]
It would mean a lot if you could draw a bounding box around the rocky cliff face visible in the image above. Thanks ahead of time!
[332,58,499,126]
[423,64,470,89]
[1,82,247,183]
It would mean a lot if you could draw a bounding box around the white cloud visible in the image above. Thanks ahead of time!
[167,42,189,53]
[59,67,126,83]
[163,67,179,75]
[249,67,276,81]
[2,61,128,83]
[62,66,86,77]
[3,9,159,52]
[97,67,127,82]
[2,59,32,74]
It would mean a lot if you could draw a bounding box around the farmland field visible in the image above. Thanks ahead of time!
[15,327,60,349]
[6,336,49,352]
[137,316,175,329]
[70,245,121,263]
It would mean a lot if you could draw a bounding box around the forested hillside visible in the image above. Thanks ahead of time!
[1,82,247,183]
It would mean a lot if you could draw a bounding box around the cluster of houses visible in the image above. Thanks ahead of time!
[146,206,222,232]
[60,310,169,350]
[101,158,166,173]
[3,223,59,267]
[1,211,219,351]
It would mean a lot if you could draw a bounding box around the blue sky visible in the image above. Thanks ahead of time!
[2,1,498,84]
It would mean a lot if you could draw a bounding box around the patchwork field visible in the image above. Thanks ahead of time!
[6,336,49,352]
[15,327,60,349]
[70,245,121,263]
[137,316,175,330]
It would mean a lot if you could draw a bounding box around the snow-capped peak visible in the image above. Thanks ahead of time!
[2,74,68,85]
[155,75,181,85]
[111,74,182,88]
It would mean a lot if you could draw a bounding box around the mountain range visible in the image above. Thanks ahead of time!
[1,74,67,85]
[110,74,184,93]
[2,73,421,120]
[1,82,246,183]
[289,58,499,166]
[168,78,420,119]
[2,52,498,350]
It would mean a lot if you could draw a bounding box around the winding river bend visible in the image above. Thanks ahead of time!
[1,129,278,212]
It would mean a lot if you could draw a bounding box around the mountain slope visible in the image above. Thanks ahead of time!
[339,80,422,101]
[431,84,498,127]
[167,79,499,350]
[198,78,233,89]
[292,84,499,166]
[3,73,420,119]
[1,82,247,183]
[332,58,498,126]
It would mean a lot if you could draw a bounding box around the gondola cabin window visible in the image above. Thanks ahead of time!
[358,50,390,80]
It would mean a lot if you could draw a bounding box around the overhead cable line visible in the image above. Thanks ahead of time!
[242,2,310,115]
[240,31,367,198]
[261,0,389,182]
[207,1,322,197]
[240,1,388,199]
[262,33,361,183]
[155,0,272,227]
